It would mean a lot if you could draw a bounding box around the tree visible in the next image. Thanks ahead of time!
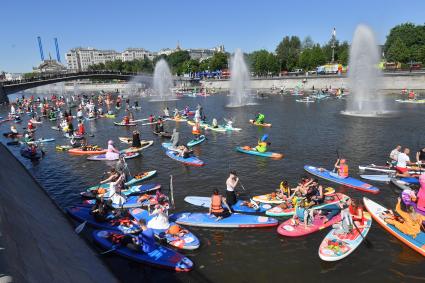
[302,36,314,50]
[298,44,326,71]
[384,23,425,59]
[386,38,410,63]
[209,52,228,71]
[199,58,211,71]
[167,51,190,75]
[275,36,301,71]
[181,59,200,75]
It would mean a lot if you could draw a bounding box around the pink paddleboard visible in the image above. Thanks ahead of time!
[277,214,341,237]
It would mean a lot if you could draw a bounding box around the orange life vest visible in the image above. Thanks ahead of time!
[339,164,348,177]
[211,195,224,213]
[192,125,201,135]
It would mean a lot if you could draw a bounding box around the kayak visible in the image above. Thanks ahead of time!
[125,170,157,186]
[26,138,55,144]
[114,122,137,126]
[184,196,272,213]
[304,165,380,194]
[360,174,419,184]
[165,150,204,166]
[129,208,200,250]
[92,230,193,271]
[266,193,349,217]
[277,212,342,237]
[153,131,172,138]
[68,147,107,155]
[82,183,161,199]
[318,212,372,261]
[236,146,283,159]
[249,119,272,127]
[56,145,73,151]
[363,197,425,256]
[187,135,206,147]
[87,152,139,161]
[120,141,154,154]
[169,212,278,228]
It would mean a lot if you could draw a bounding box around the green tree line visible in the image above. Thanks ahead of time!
[86,22,425,77]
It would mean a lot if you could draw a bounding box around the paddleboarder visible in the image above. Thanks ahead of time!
[225,171,239,208]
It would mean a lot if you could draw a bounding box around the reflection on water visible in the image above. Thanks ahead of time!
[1,93,424,282]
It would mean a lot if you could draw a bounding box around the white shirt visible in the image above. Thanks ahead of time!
[396,153,410,168]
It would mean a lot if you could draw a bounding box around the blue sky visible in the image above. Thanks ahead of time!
[1,0,424,72]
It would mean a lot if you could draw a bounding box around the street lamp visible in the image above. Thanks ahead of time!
[331,27,336,63]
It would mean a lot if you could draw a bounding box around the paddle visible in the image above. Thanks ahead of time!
[334,193,372,247]
[169,175,175,209]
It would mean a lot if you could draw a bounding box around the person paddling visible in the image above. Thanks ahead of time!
[132,130,142,148]
[225,171,239,208]
[254,112,265,124]
[331,159,349,179]
[119,219,157,253]
[389,145,401,166]
[254,134,269,153]
[170,128,179,148]
[105,140,120,160]
[395,148,414,178]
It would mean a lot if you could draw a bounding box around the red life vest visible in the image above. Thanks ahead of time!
[349,205,363,222]
[211,195,224,213]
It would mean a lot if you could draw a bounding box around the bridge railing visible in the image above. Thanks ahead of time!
[0,71,140,86]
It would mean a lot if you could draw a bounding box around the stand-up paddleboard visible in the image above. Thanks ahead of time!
[125,170,157,186]
[169,212,278,228]
[184,196,272,213]
[153,131,172,138]
[120,141,154,153]
[361,175,419,184]
[395,99,425,104]
[304,165,380,194]
[390,178,418,191]
[92,230,193,271]
[26,138,55,144]
[318,212,372,261]
[363,197,425,256]
[129,208,200,250]
[266,193,349,217]
[114,122,137,126]
[359,164,424,174]
[187,135,206,147]
[249,119,272,127]
[277,213,341,237]
[82,183,161,199]
[87,152,139,161]
[56,145,73,151]
[165,150,204,166]
[165,117,188,122]
[236,146,283,159]
[68,147,107,155]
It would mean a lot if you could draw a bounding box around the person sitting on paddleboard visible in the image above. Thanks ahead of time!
[305,179,324,205]
[105,140,120,160]
[277,180,291,200]
[382,197,425,238]
[154,118,164,133]
[132,130,142,148]
[291,199,315,229]
[148,114,156,123]
[395,148,414,178]
[225,171,239,208]
[147,203,170,230]
[254,112,265,124]
[331,159,349,179]
[212,118,219,128]
[389,145,402,166]
[254,134,269,153]
[415,147,425,165]
[170,128,179,148]
[163,107,170,117]
[119,218,157,253]
[209,189,232,220]
[173,108,180,119]
[122,115,130,125]
[192,122,201,139]
[91,198,111,222]
[177,145,190,158]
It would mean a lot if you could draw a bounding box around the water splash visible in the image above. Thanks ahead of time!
[227,49,252,107]
[151,59,177,101]
[342,24,392,117]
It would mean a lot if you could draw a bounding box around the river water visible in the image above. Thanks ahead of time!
[1,93,424,282]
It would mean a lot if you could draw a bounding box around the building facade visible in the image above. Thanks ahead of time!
[65,45,225,72]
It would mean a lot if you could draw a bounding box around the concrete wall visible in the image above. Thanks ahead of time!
[202,73,425,91]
